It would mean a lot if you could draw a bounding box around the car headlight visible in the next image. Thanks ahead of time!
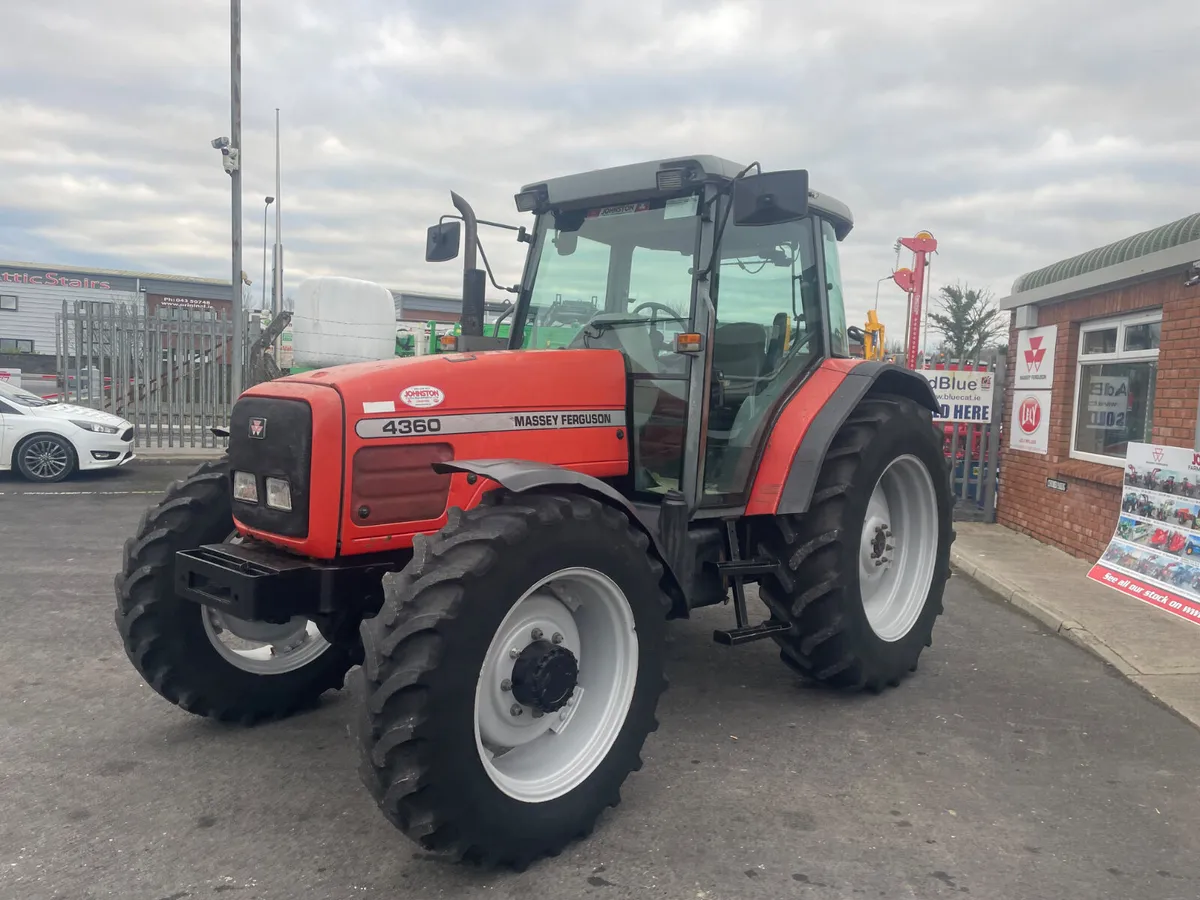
[265,477,292,512]
[233,471,259,503]
[70,419,119,435]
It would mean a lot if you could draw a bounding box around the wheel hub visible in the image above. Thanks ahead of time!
[510,640,579,713]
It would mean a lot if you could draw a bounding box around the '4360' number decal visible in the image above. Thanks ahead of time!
[379,417,442,436]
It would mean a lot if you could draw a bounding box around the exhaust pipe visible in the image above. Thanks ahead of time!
[452,191,486,338]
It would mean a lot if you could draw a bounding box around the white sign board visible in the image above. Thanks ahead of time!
[0,367,20,389]
[1014,325,1057,389]
[1085,375,1129,430]
[920,369,996,423]
[1010,389,1050,454]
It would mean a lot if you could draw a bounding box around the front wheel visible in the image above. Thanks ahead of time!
[114,459,363,724]
[16,434,77,482]
[350,492,670,869]
[756,394,953,691]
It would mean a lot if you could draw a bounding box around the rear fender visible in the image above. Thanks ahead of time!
[748,361,939,517]
[433,458,686,608]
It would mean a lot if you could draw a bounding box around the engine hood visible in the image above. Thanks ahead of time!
[275,348,629,418]
[36,402,130,429]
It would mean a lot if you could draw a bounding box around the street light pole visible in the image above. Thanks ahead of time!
[229,0,244,398]
[272,107,283,319]
[262,197,274,310]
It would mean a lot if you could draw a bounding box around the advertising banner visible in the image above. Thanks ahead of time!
[1088,442,1200,628]
[920,369,995,423]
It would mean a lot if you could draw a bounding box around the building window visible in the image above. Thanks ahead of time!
[1070,310,1160,465]
[0,295,17,311]
[0,337,35,353]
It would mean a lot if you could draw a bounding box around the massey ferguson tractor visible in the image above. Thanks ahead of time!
[115,155,953,868]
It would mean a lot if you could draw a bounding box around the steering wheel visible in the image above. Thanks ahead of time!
[631,301,682,322]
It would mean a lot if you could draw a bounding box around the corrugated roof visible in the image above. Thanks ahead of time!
[1011,212,1200,294]
[0,259,229,286]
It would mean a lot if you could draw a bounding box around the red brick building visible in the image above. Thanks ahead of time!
[996,213,1200,561]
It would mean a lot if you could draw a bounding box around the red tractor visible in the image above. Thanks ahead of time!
[115,157,953,868]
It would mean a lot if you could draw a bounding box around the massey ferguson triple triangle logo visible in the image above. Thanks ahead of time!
[1152,446,1165,463]
[249,417,266,439]
[1024,336,1047,372]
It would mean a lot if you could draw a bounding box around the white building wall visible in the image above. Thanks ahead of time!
[0,282,145,356]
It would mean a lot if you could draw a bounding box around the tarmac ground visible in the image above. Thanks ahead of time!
[2,464,1199,900]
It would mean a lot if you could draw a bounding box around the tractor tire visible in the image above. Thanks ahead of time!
[756,394,953,692]
[114,458,362,724]
[349,492,670,869]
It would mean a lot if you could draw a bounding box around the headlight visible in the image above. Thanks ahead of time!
[233,471,258,503]
[70,419,119,435]
[265,477,292,511]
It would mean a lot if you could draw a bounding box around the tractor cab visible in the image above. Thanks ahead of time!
[426,156,854,508]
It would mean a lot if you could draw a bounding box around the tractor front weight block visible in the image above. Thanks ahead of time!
[175,542,395,624]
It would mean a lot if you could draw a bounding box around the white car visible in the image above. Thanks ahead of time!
[0,380,135,482]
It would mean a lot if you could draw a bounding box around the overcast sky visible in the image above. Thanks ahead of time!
[2,0,1197,331]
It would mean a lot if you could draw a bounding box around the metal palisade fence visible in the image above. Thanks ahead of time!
[55,299,256,449]
[933,358,1005,523]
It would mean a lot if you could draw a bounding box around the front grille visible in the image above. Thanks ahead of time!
[120,427,133,443]
[228,396,313,538]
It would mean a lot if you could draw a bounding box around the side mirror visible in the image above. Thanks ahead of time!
[732,169,809,227]
[425,221,461,263]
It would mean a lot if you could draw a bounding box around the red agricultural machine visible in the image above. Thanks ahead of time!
[115,156,953,868]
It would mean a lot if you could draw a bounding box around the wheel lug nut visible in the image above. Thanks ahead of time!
[500,678,512,692]
[509,647,520,659]
[510,704,523,717]
[531,628,543,641]
[552,632,564,644]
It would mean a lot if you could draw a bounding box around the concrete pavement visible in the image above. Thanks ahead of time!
[3,465,1200,899]
[952,522,1200,730]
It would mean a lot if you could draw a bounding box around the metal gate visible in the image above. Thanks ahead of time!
[934,359,1005,523]
[55,299,253,449]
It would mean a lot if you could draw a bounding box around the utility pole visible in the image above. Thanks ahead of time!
[229,0,244,398]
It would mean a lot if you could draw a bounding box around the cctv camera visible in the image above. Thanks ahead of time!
[211,136,231,150]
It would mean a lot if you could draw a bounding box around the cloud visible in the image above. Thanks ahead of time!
[1,0,1197,342]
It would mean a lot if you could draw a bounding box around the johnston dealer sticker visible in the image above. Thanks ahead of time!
[400,385,445,409]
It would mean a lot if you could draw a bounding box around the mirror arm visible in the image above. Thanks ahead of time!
[694,162,761,282]
[475,238,519,294]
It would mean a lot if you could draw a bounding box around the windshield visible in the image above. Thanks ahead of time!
[0,380,53,408]
[514,197,700,375]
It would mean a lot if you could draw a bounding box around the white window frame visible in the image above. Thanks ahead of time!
[1069,308,1162,466]
[0,294,17,312]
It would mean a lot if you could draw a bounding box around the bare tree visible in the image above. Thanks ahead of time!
[927,283,1006,362]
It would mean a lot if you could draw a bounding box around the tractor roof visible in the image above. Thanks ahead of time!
[522,154,854,238]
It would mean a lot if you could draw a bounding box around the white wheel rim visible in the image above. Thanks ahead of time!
[858,454,939,642]
[201,608,332,674]
[199,532,332,674]
[474,566,638,803]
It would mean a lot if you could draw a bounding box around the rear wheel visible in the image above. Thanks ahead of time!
[114,458,362,724]
[756,394,953,691]
[350,492,670,869]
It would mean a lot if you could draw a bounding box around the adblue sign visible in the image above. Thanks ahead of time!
[919,369,995,423]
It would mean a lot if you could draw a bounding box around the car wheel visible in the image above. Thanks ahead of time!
[15,434,77,483]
